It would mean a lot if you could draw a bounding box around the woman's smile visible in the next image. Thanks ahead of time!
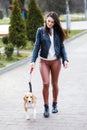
[46,16,55,28]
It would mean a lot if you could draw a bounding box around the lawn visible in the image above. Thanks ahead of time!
[0,17,10,25]
[60,13,87,22]
[0,53,29,68]
[0,38,32,68]
[67,30,85,38]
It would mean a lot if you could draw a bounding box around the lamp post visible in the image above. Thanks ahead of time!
[84,0,87,18]
[66,0,70,31]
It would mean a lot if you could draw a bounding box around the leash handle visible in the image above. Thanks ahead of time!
[29,66,34,73]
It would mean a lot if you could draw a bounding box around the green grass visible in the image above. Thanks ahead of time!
[0,38,34,49]
[0,53,29,68]
[0,17,10,25]
[0,38,32,68]
[0,38,5,47]
[22,41,34,50]
[60,13,87,22]
[67,30,85,38]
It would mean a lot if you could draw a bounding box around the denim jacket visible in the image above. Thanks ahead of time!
[31,27,68,63]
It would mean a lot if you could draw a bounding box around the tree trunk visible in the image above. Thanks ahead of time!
[16,47,19,56]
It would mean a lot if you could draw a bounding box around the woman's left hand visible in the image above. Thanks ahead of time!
[63,60,69,69]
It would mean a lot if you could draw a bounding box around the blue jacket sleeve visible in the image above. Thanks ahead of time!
[31,28,41,62]
[60,42,69,64]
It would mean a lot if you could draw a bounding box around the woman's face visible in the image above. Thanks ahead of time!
[46,16,55,29]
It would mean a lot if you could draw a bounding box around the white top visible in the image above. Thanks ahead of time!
[47,28,57,60]
[40,28,57,61]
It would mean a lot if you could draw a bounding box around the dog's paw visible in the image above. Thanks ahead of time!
[26,115,30,120]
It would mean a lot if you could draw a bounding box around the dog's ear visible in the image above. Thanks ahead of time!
[23,95,27,102]
[32,94,37,103]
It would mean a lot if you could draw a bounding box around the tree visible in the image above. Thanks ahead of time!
[36,0,47,12]
[18,0,25,8]
[70,0,84,13]
[9,0,27,55]
[26,0,44,42]
[37,0,66,15]
[37,0,84,14]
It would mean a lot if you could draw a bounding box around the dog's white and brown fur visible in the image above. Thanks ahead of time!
[23,92,37,120]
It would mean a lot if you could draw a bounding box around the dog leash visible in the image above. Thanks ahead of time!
[29,66,34,92]
[29,72,32,92]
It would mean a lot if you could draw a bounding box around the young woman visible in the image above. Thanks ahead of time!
[29,11,69,118]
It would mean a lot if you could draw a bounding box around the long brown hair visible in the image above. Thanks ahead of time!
[44,11,66,42]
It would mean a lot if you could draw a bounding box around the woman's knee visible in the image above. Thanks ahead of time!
[52,82,58,88]
[43,82,49,88]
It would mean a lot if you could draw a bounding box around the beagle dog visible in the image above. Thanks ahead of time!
[23,92,37,120]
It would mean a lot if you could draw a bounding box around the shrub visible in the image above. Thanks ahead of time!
[5,44,14,59]
[9,0,27,56]
[26,0,44,42]
[2,36,9,45]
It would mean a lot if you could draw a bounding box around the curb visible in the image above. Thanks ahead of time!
[0,57,31,75]
[0,30,87,75]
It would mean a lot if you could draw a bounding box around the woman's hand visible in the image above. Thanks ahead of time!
[29,62,35,73]
[63,60,69,69]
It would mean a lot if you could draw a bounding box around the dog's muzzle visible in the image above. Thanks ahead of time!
[27,101,32,108]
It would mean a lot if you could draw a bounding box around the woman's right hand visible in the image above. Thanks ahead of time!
[29,62,35,73]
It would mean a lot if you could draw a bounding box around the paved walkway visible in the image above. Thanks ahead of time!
[0,32,87,130]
